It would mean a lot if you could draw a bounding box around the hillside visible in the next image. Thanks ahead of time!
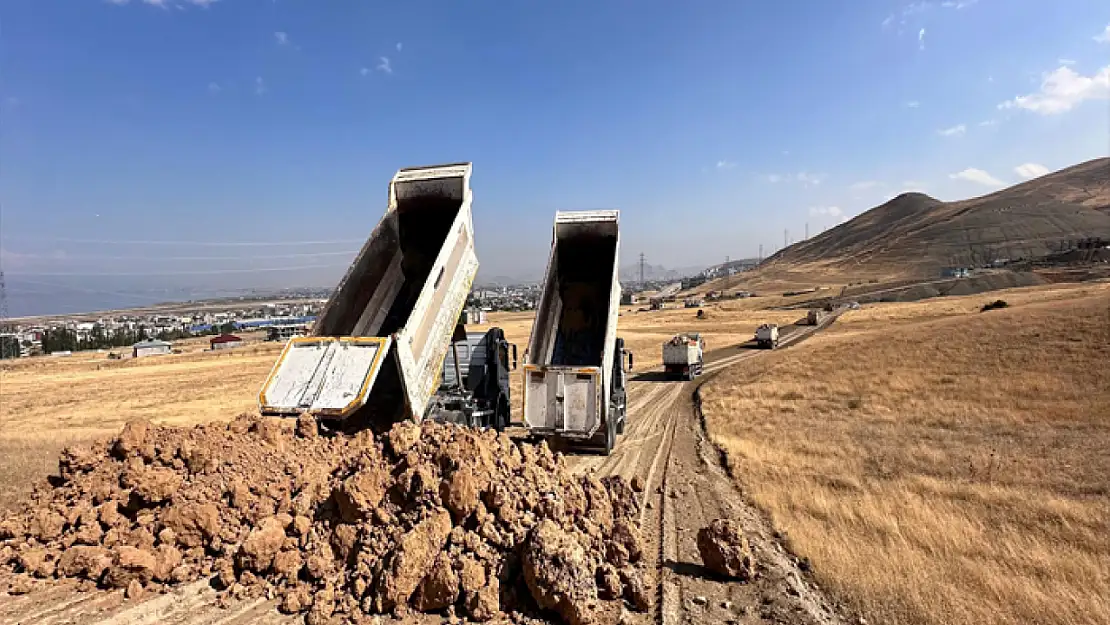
[761,157,1110,278]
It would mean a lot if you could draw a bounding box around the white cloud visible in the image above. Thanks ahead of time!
[881,14,894,28]
[396,42,403,52]
[715,160,736,170]
[978,119,998,127]
[359,67,370,77]
[940,0,977,7]
[274,31,288,45]
[998,65,1110,115]
[937,124,966,137]
[110,0,218,7]
[1014,163,1050,179]
[918,28,926,50]
[376,56,393,74]
[207,82,221,93]
[809,206,844,217]
[905,100,920,108]
[795,172,826,186]
[760,170,825,186]
[254,76,266,95]
[949,168,1004,187]
[849,181,879,191]
[1095,23,1110,43]
[1058,58,1076,66]
[901,180,928,193]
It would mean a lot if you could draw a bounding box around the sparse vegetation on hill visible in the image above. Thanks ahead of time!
[700,283,1110,625]
[757,158,1110,279]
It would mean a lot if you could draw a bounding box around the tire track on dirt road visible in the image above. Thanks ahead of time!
[566,310,849,625]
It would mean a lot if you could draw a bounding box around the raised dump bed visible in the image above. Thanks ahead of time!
[522,210,633,454]
[258,163,478,429]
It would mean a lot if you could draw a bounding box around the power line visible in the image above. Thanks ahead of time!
[10,262,350,278]
[2,250,360,262]
[3,236,367,247]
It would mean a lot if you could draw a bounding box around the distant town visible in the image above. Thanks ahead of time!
[0,257,767,360]
[0,282,548,359]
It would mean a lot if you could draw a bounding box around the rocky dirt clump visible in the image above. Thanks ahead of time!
[0,415,647,624]
[696,518,755,581]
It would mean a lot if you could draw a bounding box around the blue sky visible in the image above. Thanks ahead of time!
[1,0,1109,314]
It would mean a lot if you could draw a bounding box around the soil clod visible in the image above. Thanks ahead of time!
[1,419,647,624]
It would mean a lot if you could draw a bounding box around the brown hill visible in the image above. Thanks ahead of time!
[761,157,1110,279]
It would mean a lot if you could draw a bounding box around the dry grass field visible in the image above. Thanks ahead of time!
[0,301,791,512]
[2,280,1108,622]
[700,282,1110,625]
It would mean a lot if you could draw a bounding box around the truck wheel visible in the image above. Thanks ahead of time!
[616,414,625,434]
[604,419,616,455]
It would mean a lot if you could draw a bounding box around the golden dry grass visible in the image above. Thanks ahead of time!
[0,303,792,510]
[700,282,1110,625]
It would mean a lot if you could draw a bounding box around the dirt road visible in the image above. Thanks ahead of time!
[563,312,848,625]
[1,315,847,625]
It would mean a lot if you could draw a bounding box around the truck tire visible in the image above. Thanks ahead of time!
[604,418,616,455]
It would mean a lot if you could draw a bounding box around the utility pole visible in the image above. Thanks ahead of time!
[758,244,763,263]
[805,222,809,240]
[725,256,730,289]
[0,269,8,332]
[784,229,789,250]
[639,253,645,286]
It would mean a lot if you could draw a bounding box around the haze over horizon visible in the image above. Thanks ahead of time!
[2,1,1109,316]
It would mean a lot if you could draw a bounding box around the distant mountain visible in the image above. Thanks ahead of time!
[618,262,699,283]
[760,157,1110,278]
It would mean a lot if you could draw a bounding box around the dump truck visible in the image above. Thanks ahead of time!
[755,323,780,349]
[522,210,634,454]
[258,162,480,430]
[807,309,824,325]
[662,332,704,380]
[426,324,517,430]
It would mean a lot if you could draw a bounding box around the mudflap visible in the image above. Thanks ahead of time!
[579,418,616,456]
[613,389,627,434]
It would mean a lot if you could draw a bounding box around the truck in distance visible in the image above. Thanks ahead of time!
[662,333,705,380]
[755,323,780,349]
[258,162,480,431]
[807,309,825,325]
[522,210,634,455]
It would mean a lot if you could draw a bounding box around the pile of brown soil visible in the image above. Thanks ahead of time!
[0,415,647,624]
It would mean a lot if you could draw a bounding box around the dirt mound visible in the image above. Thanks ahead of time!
[697,519,754,580]
[0,415,647,624]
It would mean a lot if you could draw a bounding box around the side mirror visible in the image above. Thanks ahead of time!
[512,344,518,370]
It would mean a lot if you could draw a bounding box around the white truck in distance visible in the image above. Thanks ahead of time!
[522,210,634,455]
[258,162,480,431]
[662,333,705,381]
[755,324,780,349]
